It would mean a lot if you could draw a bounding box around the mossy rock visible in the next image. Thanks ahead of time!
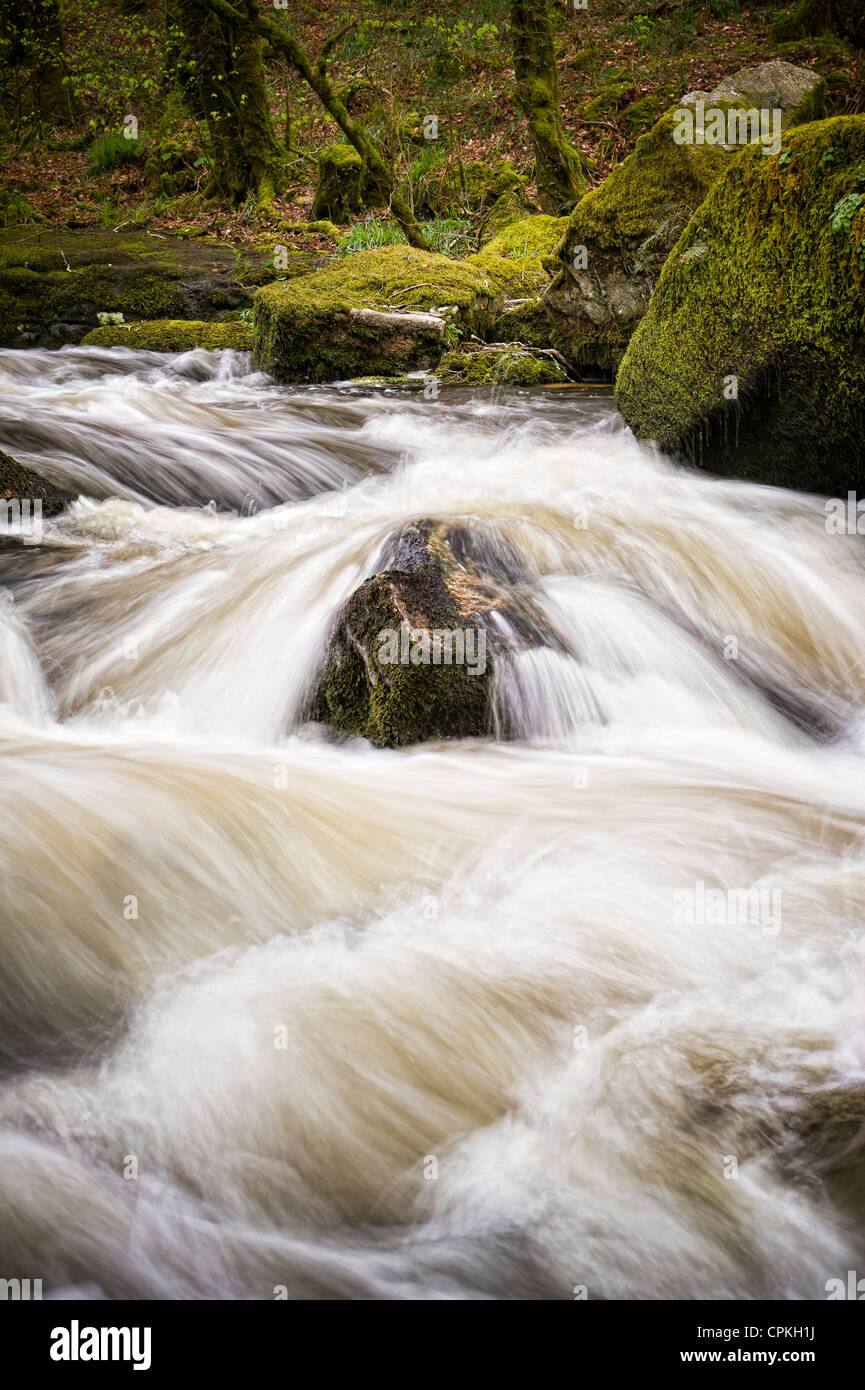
[545,62,825,373]
[0,230,307,348]
[311,144,380,223]
[81,319,253,351]
[252,244,535,383]
[279,219,341,243]
[679,60,827,135]
[437,343,568,387]
[615,116,865,494]
[619,94,669,139]
[491,297,555,348]
[481,214,568,268]
[583,76,635,123]
[0,448,77,519]
[545,111,729,372]
[309,520,494,747]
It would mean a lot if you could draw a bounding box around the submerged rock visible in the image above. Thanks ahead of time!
[615,115,865,493]
[309,521,496,746]
[81,319,253,351]
[544,62,824,374]
[309,519,563,746]
[0,448,77,519]
[0,230,317,349]
[252,244,539,383]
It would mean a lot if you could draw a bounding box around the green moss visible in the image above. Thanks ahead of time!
[309,521,492,747]
[491,297,554,348]
[772,0,863,46]
[481,214,568,265]
[583,77,634,123]
[544,110,731,369]
[615,116,865,493]
[80,320,253,351]
[485,161,528,203]
[311,143,379,222]
[464,249,551,295]
[409,157,530,222]
[619,93,668,138]
[253,244,528,382]
[571,112,729,250]
[0,230,284,348]
[280,219,341,242]
[437,344,567,386]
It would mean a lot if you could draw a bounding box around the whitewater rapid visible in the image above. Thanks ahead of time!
[1,344,864,1299]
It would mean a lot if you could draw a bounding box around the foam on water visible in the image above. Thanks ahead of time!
[1,346,864,1299]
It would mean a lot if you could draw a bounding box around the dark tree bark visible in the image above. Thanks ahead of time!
[199,0,430,248]
[170,0,278,207]
[0,0,80,126]
[509,0,585,213]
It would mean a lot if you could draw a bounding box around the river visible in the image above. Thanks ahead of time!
[0,344,864,1299]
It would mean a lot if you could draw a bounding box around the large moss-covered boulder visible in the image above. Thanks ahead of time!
[81,319,253,351]
[311,144,379,222]
[544,62,825,373]
[544,112,729,373]
[309,521,495,747]
[0,230,317,349]
[252,244,539,382]
[615,116,865,493]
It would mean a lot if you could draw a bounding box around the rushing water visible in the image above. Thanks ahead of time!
[1,344,864,1300]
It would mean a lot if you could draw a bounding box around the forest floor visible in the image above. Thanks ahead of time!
[2,0,863,251]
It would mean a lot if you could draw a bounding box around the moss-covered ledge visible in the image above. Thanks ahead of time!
[81,320,253,351]
[0,229,320,348]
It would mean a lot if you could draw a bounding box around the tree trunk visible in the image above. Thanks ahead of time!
[0,0,80,125]
[509,0,585,213]
[199,0,429,249]
[171,0,278,207]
